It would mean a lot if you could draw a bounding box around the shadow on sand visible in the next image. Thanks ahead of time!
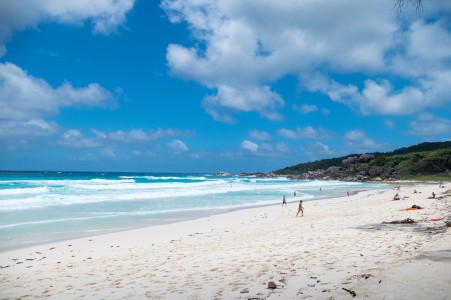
[355,222,447,235]
[414,249,451,262]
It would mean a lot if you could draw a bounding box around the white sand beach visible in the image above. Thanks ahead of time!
[1,183,450,299]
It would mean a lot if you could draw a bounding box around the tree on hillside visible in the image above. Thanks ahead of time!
[395,0,423,16]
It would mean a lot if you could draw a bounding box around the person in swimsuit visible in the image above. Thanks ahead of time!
[296,200,304,217]
[383,218,415,224]
[282,195,287,206]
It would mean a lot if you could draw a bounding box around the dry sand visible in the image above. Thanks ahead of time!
[1,183,450,299]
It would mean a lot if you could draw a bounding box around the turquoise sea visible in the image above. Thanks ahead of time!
[0,171,390,251]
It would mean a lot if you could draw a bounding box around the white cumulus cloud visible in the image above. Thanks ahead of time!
[409,113,451,137]
[300,142,334,158]
[0,0,136,56]
[241,140,258,153]
[293,104,318,114]
[278,126,333,140]
[59,129,102,148]
[276,142,289,153]
[162,0,451,119]
[0,119,58,139]
[202,85,284,123]
[105,128,194,142]
[0,62,112,121]
[57,127,195,148]
[344,130,385,151]
[168,139,188,152]
[304,73,450,115]
[249,130,271,141]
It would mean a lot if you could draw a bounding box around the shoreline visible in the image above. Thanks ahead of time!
[1,182,450,299]
[0,191,348,253]
[0,186,374,253]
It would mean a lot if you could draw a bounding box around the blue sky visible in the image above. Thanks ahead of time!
[0,0,450,173]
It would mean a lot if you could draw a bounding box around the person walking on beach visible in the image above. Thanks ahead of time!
[296,200,304,217]
[282,195,287,206]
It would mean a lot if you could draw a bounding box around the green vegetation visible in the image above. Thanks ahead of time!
[388,149,451,177]
[275,155,356,175]
[388,141,451,155]
[274,142,451,180]
[402,175,451,182]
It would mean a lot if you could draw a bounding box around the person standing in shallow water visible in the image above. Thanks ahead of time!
[296,200,304,217]
[282,195,287,206]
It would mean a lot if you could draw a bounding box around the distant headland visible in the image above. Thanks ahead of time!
[233,141,451,182]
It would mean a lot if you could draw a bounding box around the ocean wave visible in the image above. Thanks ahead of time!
[0,178,136,186]
[89,178,136,184]
[68,179,229,190]
[0,186,49,195]
[0,177,388,212]
[0,183,257,211]
[141,175,209,181]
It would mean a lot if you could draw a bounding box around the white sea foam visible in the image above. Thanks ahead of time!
[0,178,376,212]
[89,178,135,184]
[0,186,49,195]
[0,178,135,187]
[0,215,112,229]
[143,175,209,181]
[0,182,254,211]
[68,180,219,191]
[119,175,210,181]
